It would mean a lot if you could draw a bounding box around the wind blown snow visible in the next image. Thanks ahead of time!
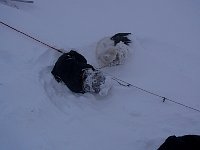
[0,0,200,150]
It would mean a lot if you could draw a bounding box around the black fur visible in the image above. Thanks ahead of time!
[110,33,131,46]
[157,135,200,150]
[51,50,94,93]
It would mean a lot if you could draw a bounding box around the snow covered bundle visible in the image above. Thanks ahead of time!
[96,33,132,67]
[83,69,113,96]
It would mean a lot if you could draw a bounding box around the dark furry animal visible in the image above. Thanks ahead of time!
[157,135,200,150]
[110,33,131,46]
[51,50,94,93]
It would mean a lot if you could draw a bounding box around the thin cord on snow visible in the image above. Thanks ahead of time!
[1,21,199,113]
[96,63,123,70]
[108,74,200,113]
[0,21,64,53]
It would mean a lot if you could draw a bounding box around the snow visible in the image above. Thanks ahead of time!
[0,0,200,150]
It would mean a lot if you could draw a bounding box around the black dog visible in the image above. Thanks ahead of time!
[157,135,200,150]
[51,50,94,93]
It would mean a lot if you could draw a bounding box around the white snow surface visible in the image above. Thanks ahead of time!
[0,0,200,150]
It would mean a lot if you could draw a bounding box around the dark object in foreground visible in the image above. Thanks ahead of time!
[51,50,112,96]
[157,135,200,150]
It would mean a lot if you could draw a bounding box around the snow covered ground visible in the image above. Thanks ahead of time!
[0,0,200,150]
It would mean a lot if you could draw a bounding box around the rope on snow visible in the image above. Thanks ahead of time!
[1,20,200,113]
[0,20,63,53]
[110,76,200,113]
